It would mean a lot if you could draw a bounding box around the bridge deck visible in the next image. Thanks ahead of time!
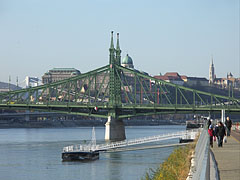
[211,130,240,180]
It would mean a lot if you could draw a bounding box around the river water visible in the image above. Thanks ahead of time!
[0,125,185,180]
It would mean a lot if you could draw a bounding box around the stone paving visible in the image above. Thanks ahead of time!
[211,131,240,180]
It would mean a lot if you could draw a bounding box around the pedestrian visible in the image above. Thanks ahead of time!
[225,117,232,136]
[216,121,226,147]
[208,125,214,148]
[207,118,211,128]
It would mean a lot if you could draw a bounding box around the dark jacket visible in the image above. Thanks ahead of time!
[207,120,211,128]
[217,125,226,137]
[225,120,232,129]
[214,126,219,136]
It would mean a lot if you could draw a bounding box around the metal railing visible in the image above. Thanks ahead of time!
[187,128,210,180]
[63,129,199,153]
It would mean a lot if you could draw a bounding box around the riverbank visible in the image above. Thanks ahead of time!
[142,135,197,180]
[0,119,184,128]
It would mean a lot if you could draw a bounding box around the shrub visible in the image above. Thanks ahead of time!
[142,143,196,180]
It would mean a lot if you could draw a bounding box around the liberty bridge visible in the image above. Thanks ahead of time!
[0,31,239,141]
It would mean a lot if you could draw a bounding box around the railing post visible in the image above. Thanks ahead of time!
[221,109,225,123]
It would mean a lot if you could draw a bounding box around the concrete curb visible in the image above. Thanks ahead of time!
[210,149,220,180]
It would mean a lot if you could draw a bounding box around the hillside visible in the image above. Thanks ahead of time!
[0,81,21,91]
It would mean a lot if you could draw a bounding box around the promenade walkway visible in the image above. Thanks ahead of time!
[211,130,240,180]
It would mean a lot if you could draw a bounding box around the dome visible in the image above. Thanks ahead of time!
[122,54,133,65]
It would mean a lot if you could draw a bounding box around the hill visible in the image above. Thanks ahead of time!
[0,81,21,91]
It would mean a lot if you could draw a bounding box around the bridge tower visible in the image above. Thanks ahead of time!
[105,31,126,141]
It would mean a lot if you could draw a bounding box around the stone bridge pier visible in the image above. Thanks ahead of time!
[105,116,126,141]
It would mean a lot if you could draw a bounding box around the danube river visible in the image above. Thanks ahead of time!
[0,125,185,180]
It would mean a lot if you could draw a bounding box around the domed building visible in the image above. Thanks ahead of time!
[121,54,134,68]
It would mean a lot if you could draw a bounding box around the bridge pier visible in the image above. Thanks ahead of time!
[105,116,126,141]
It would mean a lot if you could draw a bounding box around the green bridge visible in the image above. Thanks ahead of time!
[0,32,239,140]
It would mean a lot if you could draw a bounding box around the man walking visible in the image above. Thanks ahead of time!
[225,117,232,136]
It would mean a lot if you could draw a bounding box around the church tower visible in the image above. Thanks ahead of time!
[209,57,215,84]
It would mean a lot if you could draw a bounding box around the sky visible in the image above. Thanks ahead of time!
[0,0,239,86]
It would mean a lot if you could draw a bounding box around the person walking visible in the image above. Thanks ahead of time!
[208,125,214,148]
[225,117,232,136]
[216,121,226,147]
[207,118,211,128]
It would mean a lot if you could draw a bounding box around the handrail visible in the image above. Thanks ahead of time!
[63,129,199,153]
[187,129,210,180]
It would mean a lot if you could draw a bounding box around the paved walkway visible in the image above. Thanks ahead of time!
[231,130,240,142]
[211,131,240,180]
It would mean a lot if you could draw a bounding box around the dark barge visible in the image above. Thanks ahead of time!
[62,151,99,161]
[62,127,99,162]
[186,120,204,130]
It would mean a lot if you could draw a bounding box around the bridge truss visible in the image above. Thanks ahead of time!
[0,32,239,118]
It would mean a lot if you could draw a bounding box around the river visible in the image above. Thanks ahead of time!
[0,125,185,180]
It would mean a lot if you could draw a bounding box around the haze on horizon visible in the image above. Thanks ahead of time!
[0,0,239,86]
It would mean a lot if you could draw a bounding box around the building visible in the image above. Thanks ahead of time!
[154,72,209,87]
[209,58,240,90]
[25,76,40,88]
[214,73,240,89]
[180,75,188,82]
[154,72,184,85]
[42,68,81,84]
[186,77,209,87]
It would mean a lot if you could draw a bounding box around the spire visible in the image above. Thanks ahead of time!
[211,55,214,66]
[116,33,120,50]
[116,33,121,65]
[209,55,215,84]
[109,31,115,65]
[110,31,114,49]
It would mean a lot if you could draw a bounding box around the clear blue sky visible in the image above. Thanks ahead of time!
[0,0,239,85]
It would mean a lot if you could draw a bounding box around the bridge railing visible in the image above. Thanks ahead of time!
[187,128,210,180]
[63,129,199,153]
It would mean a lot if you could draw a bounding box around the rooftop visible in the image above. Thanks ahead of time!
[187,77,208,81]
[46,68,81,74]
[164,72,181,77]
[51,68,79,71]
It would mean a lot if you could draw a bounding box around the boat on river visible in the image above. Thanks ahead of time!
[62,151,99,161]
[62,127,99,161]
[186,116,205,130]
